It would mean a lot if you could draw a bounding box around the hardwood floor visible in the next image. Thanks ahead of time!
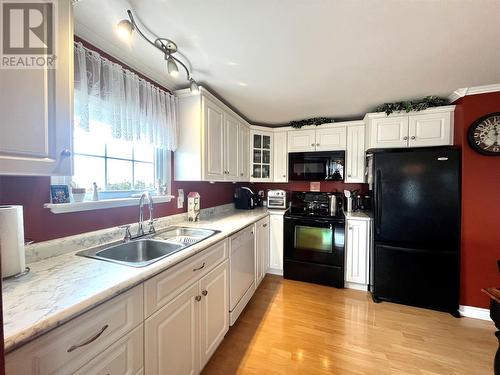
[202,275,496,375]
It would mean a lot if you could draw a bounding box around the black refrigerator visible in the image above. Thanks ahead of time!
[369,146,460,316]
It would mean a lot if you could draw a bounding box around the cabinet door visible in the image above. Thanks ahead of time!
[145,282,199,375]
[287,129,316,152]
[203,97,225,181]
[199,261,229,370]
[268,213,284,274]
[408,112,452,147]
[0,0,73,176]
[273,131,288,182]
[224,114,239,180]
[238,123,250,181]
[315,126,346,151]
[250,130,273,182]
[345,125,366,183]
[255,217,270,286]
[368,116,409,148]
[345,220,369,285]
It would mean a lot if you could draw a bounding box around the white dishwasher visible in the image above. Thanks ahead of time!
[229,224,255,325]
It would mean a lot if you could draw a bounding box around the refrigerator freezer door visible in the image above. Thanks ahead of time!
[373,148,460,250]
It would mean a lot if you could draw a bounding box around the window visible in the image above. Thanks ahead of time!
[72,125,161,199]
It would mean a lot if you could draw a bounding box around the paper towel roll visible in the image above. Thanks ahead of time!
[0,205,26,278]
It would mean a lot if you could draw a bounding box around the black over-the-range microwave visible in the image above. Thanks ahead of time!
[288,151,345,181]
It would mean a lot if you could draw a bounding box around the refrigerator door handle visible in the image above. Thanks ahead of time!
[375,169,382,236]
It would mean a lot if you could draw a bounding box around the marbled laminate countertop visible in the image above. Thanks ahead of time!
[2,208,268,353]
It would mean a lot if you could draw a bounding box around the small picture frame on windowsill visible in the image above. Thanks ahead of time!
[50,185,70,204]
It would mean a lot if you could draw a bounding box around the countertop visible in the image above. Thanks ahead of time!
[2,208,268,353]
[343,210,373,221]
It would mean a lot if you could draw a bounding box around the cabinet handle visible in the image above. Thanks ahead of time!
[67,324,109,353]
[202,290,208,296]
[403,136,408,140]
[60,149,71,157]
[193,262,205,271]
[195,295,202,302]
[410,136,416,140]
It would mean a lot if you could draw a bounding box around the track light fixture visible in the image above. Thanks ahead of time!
[117,10,200,93]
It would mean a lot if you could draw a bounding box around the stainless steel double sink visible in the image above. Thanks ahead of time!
[76,227,219,267]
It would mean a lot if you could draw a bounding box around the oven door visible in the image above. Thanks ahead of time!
[284,215,345,266]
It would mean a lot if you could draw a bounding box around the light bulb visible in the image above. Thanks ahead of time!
[116,19,133,41]
[166,56,179,77]
[190,78,200,94]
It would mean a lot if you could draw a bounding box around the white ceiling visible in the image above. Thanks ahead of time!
[74,0,500,125]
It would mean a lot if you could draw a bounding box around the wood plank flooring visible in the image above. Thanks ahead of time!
[202,275,496,375]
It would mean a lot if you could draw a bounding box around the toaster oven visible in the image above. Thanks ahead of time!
[267,190,287,209]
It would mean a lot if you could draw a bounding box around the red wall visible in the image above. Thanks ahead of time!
[453,92,500,308]
[0,173,236,243]
[249,181,368,199]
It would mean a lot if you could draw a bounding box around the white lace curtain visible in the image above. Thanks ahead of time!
[73,42,178,150]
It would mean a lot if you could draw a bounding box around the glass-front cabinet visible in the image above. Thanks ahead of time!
[250,130,273,182]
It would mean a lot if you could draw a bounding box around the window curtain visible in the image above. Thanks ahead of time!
[73,42,178,150]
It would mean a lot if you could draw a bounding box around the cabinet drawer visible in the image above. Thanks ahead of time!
[145,239,228,317]
[6,285,143,375]
[74,325,143,375]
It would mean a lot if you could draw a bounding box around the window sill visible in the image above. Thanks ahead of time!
[44,195,174,214]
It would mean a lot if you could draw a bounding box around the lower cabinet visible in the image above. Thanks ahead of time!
[268,211,285,275]
[345,218,371,288]
[255,216,270,287]
[145,260,229,375]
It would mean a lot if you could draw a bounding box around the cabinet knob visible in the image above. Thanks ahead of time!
[403,136,408,140]
[240,173,243,176]
[311,143,315,147]
[282,174,286,178]
[202,290,208,296]
[348,174,352,177]
[410,136,416,140]
[316,143,320,146]
[60,149,71,157]
[263,223,268,227]
[195,295,202,302]
[348,227,353,230]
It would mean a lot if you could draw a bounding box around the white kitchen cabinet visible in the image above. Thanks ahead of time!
[174,88,247,182]
[255,216,270,287]
[199,261,229,369]
[345,218,371,288]
[345,125,366,183]
[0,0,73,176]
[238,123,250,181]
[145,282,200,375]
[268,211,285,275]
[365,106,454,149]
[287,129,316,152]
[74,325,143,375]
[287,126,346,152]
[250,129,273,182]
[273,131,288,182]
[224,113,239,180]
[315,126,346,151]
[408,111,453,147]
[204,96,225,181]
[145,260,229,375]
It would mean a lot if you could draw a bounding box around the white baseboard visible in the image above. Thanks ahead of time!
[459,305,492,321]
[266,268,283,276]
[345,282,369,291]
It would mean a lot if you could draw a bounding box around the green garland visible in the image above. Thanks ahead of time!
[374,96,449,116]
[289,117,334,129]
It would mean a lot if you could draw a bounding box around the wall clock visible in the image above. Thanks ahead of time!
[467,112,500,156]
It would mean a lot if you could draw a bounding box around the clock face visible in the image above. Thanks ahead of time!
[468,112,500,156]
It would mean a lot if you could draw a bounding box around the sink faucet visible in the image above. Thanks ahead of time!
[138,191,155,237]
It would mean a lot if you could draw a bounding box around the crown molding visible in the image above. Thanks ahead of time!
[448,83,500,103]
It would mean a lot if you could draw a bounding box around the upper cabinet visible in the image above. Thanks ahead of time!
[0,0,73,176]
[273,131,288,182]
[288,125,346,152]
[250,129,273,182]
[175,88,248,182]
[345,123,366,183]
[365,106,455,150]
